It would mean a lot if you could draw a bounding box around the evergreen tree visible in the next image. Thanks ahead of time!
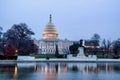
[55,44,59,57]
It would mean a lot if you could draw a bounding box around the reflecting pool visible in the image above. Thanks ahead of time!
[0,63,120,80]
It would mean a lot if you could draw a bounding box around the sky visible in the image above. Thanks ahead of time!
[0,0,120,41]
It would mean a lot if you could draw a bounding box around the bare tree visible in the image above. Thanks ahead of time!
[102,39,112,57]
[0,26,4,55]
[112,39,120,57]
[0,26,3,38]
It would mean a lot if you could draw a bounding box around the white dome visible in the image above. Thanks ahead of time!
[42,15,58,39]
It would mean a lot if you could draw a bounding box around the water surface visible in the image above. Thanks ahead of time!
[0,63,120,80]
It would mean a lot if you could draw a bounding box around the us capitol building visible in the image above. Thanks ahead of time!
[34,15,73,54]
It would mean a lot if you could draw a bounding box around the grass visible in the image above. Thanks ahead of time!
[96,52,117,59]
[35,52,119,59]
[35,54,56,58]
[72,54,77,57]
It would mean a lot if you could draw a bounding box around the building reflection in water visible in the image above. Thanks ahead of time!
[36,63,67,80]
[67,63,97,74]
[67,63,115,73]
[0,63,120,80]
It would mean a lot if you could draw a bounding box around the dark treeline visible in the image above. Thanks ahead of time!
[69,33,120,58]
[0,23,38,56]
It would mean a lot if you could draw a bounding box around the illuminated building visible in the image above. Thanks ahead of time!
[34,15,100,54]
[35,15,73,54]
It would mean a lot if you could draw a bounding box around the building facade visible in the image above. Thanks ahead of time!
[34,15,101,54]
[35,15,73,54]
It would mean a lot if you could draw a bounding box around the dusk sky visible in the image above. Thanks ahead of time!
[0,0,120,41]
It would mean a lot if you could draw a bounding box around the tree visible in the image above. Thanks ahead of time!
[91,33,100,41]
[3,23,38,55]
[101,39,112,57]
[91,33,100,54]
[55,44,59,57]
[0,26,5,55]
[69,42,80,54]
[20,40,38,54]
[79,39,83,46]
[102,39,112,49]
[0,26,3,38]
[112,39,120,57]
[91,33,100,46]
[5,44,16,56]
[4,23,34,41]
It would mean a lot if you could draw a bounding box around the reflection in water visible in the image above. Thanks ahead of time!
[14,66,17,78]
[36,63,67,80]
[0,63,120,80]
[67,63,97,73]
[0,65,17,80]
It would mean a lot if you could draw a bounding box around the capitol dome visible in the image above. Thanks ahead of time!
[42,15,58,39]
